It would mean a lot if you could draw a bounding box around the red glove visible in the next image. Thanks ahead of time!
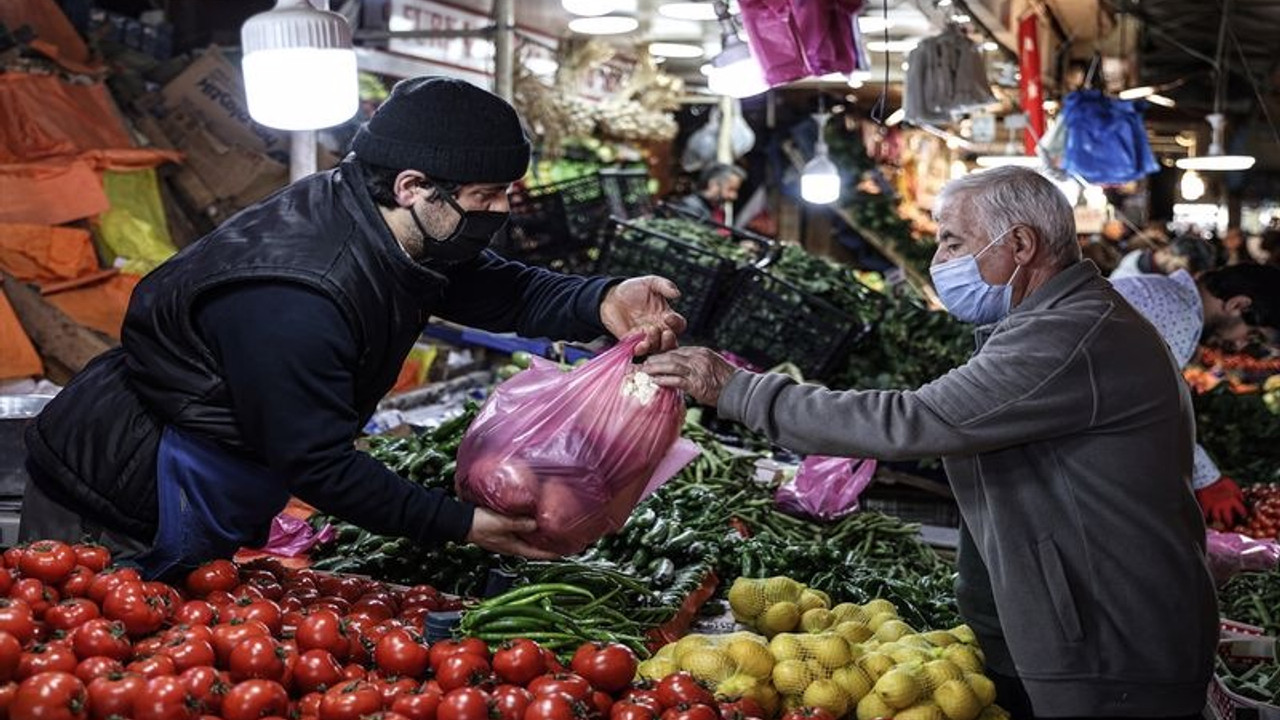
[1196,476,1247,527]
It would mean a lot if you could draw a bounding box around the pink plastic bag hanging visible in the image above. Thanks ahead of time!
[455,336,700,555]
[738,0,810,86]
[789,0,864,77]
[775,455,876,522]
[1206,529,1280,586]
[258,514,336,557]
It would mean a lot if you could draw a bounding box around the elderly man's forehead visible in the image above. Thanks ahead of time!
[933,190,975,222]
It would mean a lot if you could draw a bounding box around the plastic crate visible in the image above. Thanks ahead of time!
[709,267,870,380]
[596,218,737,337]
[598,168,654,220]
[498,175,606,266]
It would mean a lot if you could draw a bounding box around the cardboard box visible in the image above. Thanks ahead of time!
[160,46,288,162]
[157,108,287,221]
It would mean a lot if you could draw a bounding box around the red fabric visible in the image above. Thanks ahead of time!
[1019,14,1045,155]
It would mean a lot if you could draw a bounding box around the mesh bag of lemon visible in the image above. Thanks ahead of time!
[635,576,1010,720]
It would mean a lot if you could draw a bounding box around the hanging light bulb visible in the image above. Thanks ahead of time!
[240,0,358,131]
[1180,169,1206,201]
[1176,114,1256,171]
[705,0,768,98]
[801,112,841,204]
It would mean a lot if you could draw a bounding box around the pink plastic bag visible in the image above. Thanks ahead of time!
[455,336,700,555]
[789,0,864,77]
[738,0,810,86]
[1206,529,1280,586]
[258,514,335,557]
[775,455,876,522]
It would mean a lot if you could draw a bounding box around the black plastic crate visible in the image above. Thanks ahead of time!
[709,267,870,380]
[595,218,737,337]
[498,175,606,266]
[598,168,654,220]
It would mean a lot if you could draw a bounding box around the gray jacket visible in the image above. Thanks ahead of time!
[718,261,1216,717]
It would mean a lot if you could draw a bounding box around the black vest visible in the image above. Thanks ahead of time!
[26,159,449,538]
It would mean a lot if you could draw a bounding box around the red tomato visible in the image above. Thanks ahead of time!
[227,599,283,636]
[0,569,12,597]
[185,561,240,598]
[87,672,145,720]
[18,542,78,586]
[45,599,100,632]
[661,705,718,720]
[127,654,177,679]
[718,699,765,720]
[228,636,286,683]
[437,687,491,720]
[73,657,123,685]
[778,709,835,720]
[211,620,272,667]
[374,629,430,679]
[132,675,199,720]
[428,638,489,672]
[0,632,19,683]
[294,649,344,694]
[70,546,109,574]
[296,610,350,660]
[492,639,546,686]
[70,619,131,662]
[221,679,290,720]
[87,569,141,606]
[591,691,614,718]
[163,638,217,673]
[102,583,165,638]
[570,644,638,694]
[165,624,216,647]
[57,568,95,600]
[491,684,533,720]
[318,680,385,720]
[528,673,593,702]
[298,691,325,717]
[341,663,366,681]
[391,689,442,720]
[11,578,59,616]
[435,653,492,693]
[0,599,37,645]
[541,647,566,674]
[655,674,714,710]
[612,702,658,720]
[18,644,79,680]
[11,670,88,720]
[3,548,23,571]
[620,690,663,714]
[0,681,14,717]
[523,692,583,720]
[376,677,420,706]
[181,666,229,715]
[175,601,220,627]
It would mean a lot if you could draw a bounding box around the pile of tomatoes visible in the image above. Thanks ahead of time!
[0,540,773,720]
[1225,484,1280,540]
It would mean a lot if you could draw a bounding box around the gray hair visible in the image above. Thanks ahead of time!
[936,167,1081,266]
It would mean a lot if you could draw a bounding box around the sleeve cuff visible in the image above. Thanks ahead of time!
[717,369,770,423]
[574,276,624,339]
[411,493,476,545]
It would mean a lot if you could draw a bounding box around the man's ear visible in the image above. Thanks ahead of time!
[1225,295,1253,315]
[1010,225,1042,264]
[393,170,428,208]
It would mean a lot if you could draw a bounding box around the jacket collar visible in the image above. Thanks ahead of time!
[1010,260,1101,316]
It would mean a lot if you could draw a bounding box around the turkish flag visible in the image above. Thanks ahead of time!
[1019,14,1045,155]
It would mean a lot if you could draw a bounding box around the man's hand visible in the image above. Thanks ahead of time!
[600,276,687,356]
[465,508,560,559]
[1196,476,1247,527]
[641,347,738,407]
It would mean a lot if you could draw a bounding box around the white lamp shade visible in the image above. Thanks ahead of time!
[1176,155,1256,171]
[801,155,841,204]
[706,41,768,98]
[241,0,359,131]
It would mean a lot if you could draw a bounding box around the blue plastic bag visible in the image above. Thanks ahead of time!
[1062,90,1160,185]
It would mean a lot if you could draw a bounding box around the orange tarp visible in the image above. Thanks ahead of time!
[46,273,140,340]
[0,0,93,67]
[0,287,42,381]
[0,224,100,285]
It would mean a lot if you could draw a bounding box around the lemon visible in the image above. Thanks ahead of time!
[798,589,830,613]
[756,684,781,716]
[800,608,834,633]
[862,599,898,617]
[874,666,923,710]
[874,619,915,642]
[637,657,678,681]
[950,625,977,645]
[933,679,982,720]
[770,633,804,662]
[716,673,760,700]
[725,637,775,679]
[728,578,767,620]
[889,646,931,666]
[856,691,896,720]
[809,634,853,669]
[758,602,801,637]
[866,612,898,632]
[895,702,946,720]
[965,673,997,708]
[803,679,851,717]
[771,659,814,695]
[942,645,984,674]
[673,635,712,664]
[857,651,896,681]
[832,665,875,702]
[899,634,934,650]
[763,577,803,604]
[920,660,964,693]
[977,705,1011,720]
[922,631,958,648]
[831,603,870,624]
[834,621,874,644]
[654,643,677,661]
[682,648,735,684]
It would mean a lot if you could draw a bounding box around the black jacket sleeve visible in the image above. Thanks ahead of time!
[435,250,620,341]
[194,283,475,545]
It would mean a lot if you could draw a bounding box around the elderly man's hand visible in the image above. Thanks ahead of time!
[600,276,687,356]
[641,347,737,407]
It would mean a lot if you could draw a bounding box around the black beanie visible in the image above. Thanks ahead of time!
[351,76,531,184]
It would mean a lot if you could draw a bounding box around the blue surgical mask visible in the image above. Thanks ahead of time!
[930,229,1020,324]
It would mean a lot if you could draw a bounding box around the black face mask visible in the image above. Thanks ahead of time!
[409,181,510,264]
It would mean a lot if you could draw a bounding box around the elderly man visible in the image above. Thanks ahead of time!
[669,163,746,224]
[643,167,1215,720]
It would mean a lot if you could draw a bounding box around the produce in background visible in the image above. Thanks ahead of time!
[1216,655,1280,708]
[1194,385,1280,485]
[1220,483,1280,539]
[640,594,1003,720]
[1219,567,1280,636]
[726,576,833,637]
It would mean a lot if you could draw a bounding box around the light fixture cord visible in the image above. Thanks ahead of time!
[870,0,890,124]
